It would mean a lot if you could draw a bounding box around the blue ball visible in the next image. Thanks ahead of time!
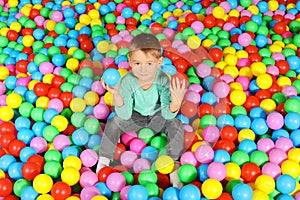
[151,1,163,13]
[14,86,28,96]
[95,182,112,198]
[17,128,35,145]
[197,164,209,182]
[62,146,80,159]
[68,29,79,39]
[20,147,37,162]
[202,76,216,91]
[287,56,300,70]
[284,112,300,130]
[128,185,148,200]
[87,134,101,149]
[176,114,189,124]
[84,106,94,116]
[63,7,75,18]
[80,26,91,37]
[4,75,17,90]
[79,77,93,89]
[15,116,31,131]
[257,1,269,13]
[213,150,230,164]
[255,34,268,48]
[249,80,260,94]
[65,17,76,28]
[276,174,296,194]
[43,108,59,124]
[72,85,87,98]
[290,129,300,147]
[107,2,116,12]
[28,62,38,74]
[99,4,110,15]
[201,92,217,105]
[8,162,23,180]
[21,186,39,200]
[180,185,201,200]
[251,118,268,135]
[191,3,202,13]
[167,20,178,30]
[72,127,89,146]
[0,154,16,172]
[250,107,266,119]
[217,114,234,128]
[232,184,253,200]
[54,36,68,47]
[52,54,66,67]
[277,194,294,200]
[75,3,86,14]
[102,68,121,87]
[122,7,133,18]
[32,122,47,137]
[33,29,45,40]
[31,71,43,81]
[141,146,158,163]
[161,64,177,76]
[238,139,257,154]
[272,129,289,142]
[163,187,180,200]
[234,115,251,130]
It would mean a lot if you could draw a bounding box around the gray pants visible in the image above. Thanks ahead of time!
[98,111,184,161]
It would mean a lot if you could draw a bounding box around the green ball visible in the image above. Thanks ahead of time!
[43,125,59,142]
[84,118,100,134]
[262,57,275,66]
[272,34,282,41]
[182,27,195,37]
[294,34,300,48]
[159,0,169,8]
[138,170,158,185]
[91,30,104,38]
[212,27,221,35]
[114,0,123,3]
[111,192,120,200]
[156,33,167,41]
[19,102,34,117]
[202,59,215,68]
[158,148,166,157]
[40,7,50,18]
[0,54,8,64]
[151,135,167,150]
[249,150,269,167]
[34,53,50,66]
[60,82,74,93]
[71,112,87,128]
[67,74,82,85]
[207,34,219,44]
[116,24,126,31]
[284,97,300,113]
[14,44,24,51]
[73,49,86,60]
[231,150,249,166]
[272,92,287,104]
[187,66,197,77]
[24,20,36,29]
[30,107,44,122]
[44,161,62,178]
[245,21,258,33]
[106,50,118,58]
[231,106,247,117]
[132,13,141,22]
[105,13,117,23]
[282,48,296,58]
[32,41,44,53]
[178,164,197,183]
[121,171,134,185]
[240,0,252,7]
[13,179,30,197]
[61,108,73,119]
[200,114,216,129]
[218,30,230,39]
[256,26,269,36]
[18,16,29,26]
[144,183,160,197]
[218,39,231,48]
[225,179,242,194]
[138,24,149,32]
[188,76,201,84]
[59,68,72,80]
[79,67,94,78]
[8,41,17,48]
[138,128,155,144]
[0,36,8,47]
[258,48,271,57]
[118,47,129,56]
[131,29,142,37]
[289,20,300,33]
[47,46,61,58]
[44,149,62,162]
[292,79,300,94]
[44,36,55,44]
[54,22,67,34]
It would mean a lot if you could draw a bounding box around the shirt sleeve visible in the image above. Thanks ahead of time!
[159,74,179,120]
[114,76,134,120]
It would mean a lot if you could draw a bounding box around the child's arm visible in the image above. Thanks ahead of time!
[169,77,187,112]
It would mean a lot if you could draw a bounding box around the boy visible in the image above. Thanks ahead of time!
[97,33,186,188]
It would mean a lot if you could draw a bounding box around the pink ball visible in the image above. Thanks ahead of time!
[261,162,281,179]
[196,63,211,78]
[220,1,231,13]
[30,137,48,153]
[111,35,122,44]
[212,81,230,98]
[80,171,98,187]
[80,149,98,168]
[207,162,226,181]
[282,86,297,97]
[120,185,131,200]
[93,103,110,120]
[53,135,70,151]
[220,74,234,83]
[180,151,198,166]
[51,11,64,22]
[172,40,184,49]
[91,81,106,95]
[238,33,252,47]
[48,98,64,113]
[202,126,220,143]
[137,3,149,14]
[266,111,284,130]
[39,62,54,75]
[130,138,146,155]
[237,58,250,68]
[295,191,300,200]
[195,144,214,163]
[183,124,193,132]
[116,16,125,24]
[16,77,31,87]
[162,28,175,40]
[121,132,137,146]
[123,35,133,43]
[34,16,45,26]
[268,148,287,165]
[0,82,6,95]
[272,52,285,61]
[177,44,190,54]
[223,22,235,31]
[257,138,275,153]
[102,57,115,68]
[191,21,204,34]
[120,151,138,168]
[116,3,126,13]
[236,76,250,91]
[119,30,130,38]
[133,158,151,173]
[184,90,201,104]
[118,61,130,69]
[266,66,279,76]
[80,186,100,200]
[106,172,126,192]
[188,84,203,93]
[53,67,62,75]
[0,95,6,106]
[275,137,294,152]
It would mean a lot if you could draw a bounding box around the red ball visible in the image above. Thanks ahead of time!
[274,21,287,34]
[173,59,189,73]
[185,13,198,25]
[255,89,271,101]
[22,162,41,180]
[243,96,260,112]
[210,68,223,78]
[217,193,233,200]
[0,148,6,157]
[33,82,51,97]
[113,165,128,172]
[48,87,62,99]
[177,23,189,32]
[29,8,40,20]
[227,16,239,27]
[276,60,290,74]
[16,60,29,73]
[108,29,119,37]
[0,122,17,136]
[184,132,198,149]
[0,178,13,197]
[213,139,236,155]
[156,173,170,190]
[6,30,18,41]
[269,82,282,94]
[241,162,261,183]
[80,40,94,53]
[215,18,225,28]
[239,16,251,25]
[125,18,137,26]
[52,75,66,88]
[245,45,258,54]
[98,166,115,182]
[248,53,262,63]
[209,48,223,62]
[8,139,26,157]
[213,102,231,118]
[132,0,143,8]
[3,194,19,200]
[180,101,198,118]
[85,4,95,13]
[21,28,33,36]
[22,47,33,55]
[51,182,72,200]
[203,15,216,29]
[150,22,163,34]
[160,39,172,49]
[220,126,238,141]
[114,143,126,160]
[59,92,74,108]
[0,133,16,150]
[198,103,213,118]
[27,154,45,171]
[62,125,76,136]
[77,34,90,43]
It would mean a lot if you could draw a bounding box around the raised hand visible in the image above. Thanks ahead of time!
[170,77,187,108]
[101,78,120,95]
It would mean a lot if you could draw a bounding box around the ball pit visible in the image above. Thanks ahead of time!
[0,0,299,199]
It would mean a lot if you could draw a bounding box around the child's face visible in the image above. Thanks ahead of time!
[128,50,163,81]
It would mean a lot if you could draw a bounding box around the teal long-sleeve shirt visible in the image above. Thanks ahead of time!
[114,69,179,120]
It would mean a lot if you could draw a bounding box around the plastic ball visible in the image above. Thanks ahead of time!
[128,185,148,200]
[0,106,14,122]
[120,151,138,168]
[102,68,121,87]
[0,178,13,197]
[61,167,80,186]
[51,181,72,200]
[207,162,226,181]
[80,171,98,188]
[33,174,53,194]
[276,174,296,194]
[6,93,22,108]
[179,184,201,200]
[195,144,214,163]
[232,183,253,200]
[155,156,174,174]
[266,111,284,130]
[51,115,68,132]
[255,175,275,194]
[178,164,197,183]
[201,178,222,199]
[80,149,98,168]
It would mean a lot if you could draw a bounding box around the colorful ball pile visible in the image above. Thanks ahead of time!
[0,0,300,199]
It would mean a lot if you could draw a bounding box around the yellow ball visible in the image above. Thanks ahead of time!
[224,66,239,79]
[260,99,276,113]
[230,82,243,91]
[201,39,214,49]
[51,115,68,132]
[277,76,292,87]
[250,62,266,76]
[187,35,201,49]
[103,92,114,106]
[230,90,247,106]
[256,73,273,89]
[238,129,255,142]
[173,8,183,17]
[91,195,108,200]
[28,80,39,90]
[61,167,80,186]
[201,178,223,199]
[91,18,102,27]
[225,162,241,180]
[224,54,238,66]
[0,169,5,178]
[70,98,86,112]
[37,194,55,200]
[212,6,225,19]
[118,68,128,78]
[84,91,99,106]
[288,148,300,163]
[0,27,8,36]
[229,9,240,17]
[252,189,269,200]
[223,46,236,55]
[66,58,79,72]
[20,5,31,17]
[36,96,49,110]
[247,5,259,15]
[33,174,53,194]
[22,35,35,47]
[109,44,117,52]
[6,93,22,108]
[0,66,9,80]
[66,196,81,200]
[0,106,14,122]
[155,156,174,174]
[68,47,78,57]
[8,0,18,7]
[236,50,248,59]
[10,22,22,32]
[88,9,100,19]
[63,156,82,170]
[281,159,300,178]
[268,0,279,11]
[79,14,91,25]
[191,141,205,152]
[239,67,253,79]
[255,175,275,194]
[46,20,56,31]
[43,74,55,84]
[97,40,110,54]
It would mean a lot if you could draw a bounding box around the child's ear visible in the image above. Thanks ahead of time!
[158,56,164,65]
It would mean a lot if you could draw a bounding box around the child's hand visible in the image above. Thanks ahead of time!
[170,77,187,106]
[101,78,120,95]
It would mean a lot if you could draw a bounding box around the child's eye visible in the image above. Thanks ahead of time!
[133,62,141,66]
